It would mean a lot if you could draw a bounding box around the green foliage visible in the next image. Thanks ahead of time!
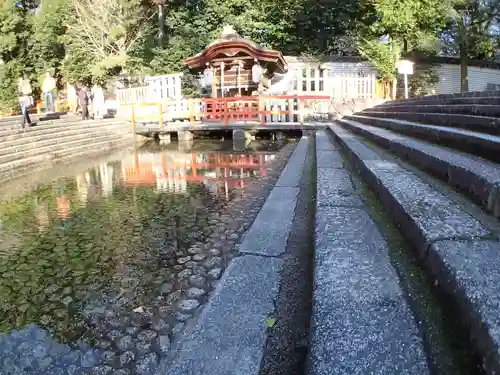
[0,0,497,108]
[358,38,400,81]
[409,65,440,96]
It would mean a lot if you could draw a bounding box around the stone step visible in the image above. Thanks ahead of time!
[347,114,500,163]
[0,119,127,143]
[377,96,500,107]
[328,123,500,375]
[0,136,133,184]
[0,129,122,165]
[0,133,130,176]
[339,118,500,217]
[0,112,67,125]
[371,104,500,118]
[309,131,430,375]
[0,113,78,131]
[0,123,127,152]
[360,110,500,135]
[379,90,500,106]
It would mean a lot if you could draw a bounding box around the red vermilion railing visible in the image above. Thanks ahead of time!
[123,95,333,132]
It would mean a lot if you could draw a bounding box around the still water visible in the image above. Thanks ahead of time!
[0,140,283,375]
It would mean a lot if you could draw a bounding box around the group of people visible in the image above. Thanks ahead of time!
[17,71,106,129]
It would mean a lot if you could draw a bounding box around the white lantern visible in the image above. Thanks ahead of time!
[203,68,213,86]
[252,63,262,83]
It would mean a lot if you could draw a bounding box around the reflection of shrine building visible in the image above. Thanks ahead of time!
[75,163,116,204]
[120,150,274,196]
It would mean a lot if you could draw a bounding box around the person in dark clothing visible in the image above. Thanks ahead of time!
[18,94,32,129]
[78,86,90,120]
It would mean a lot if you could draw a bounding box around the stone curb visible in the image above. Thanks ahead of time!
[328,123,500,375]
[161,137,311,375]
[371,104,500,118]
[360,110,500,135]
[339,118,500,217]
[348,114,500,162]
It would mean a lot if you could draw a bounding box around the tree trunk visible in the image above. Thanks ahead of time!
[158,4,165,48]
[460,43,468,92]
[459,17,468,92]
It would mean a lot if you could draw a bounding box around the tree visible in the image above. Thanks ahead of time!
[151,0,167,47]
[0,0,38,112]
[441,0,500,91]
[31,0,68,80]
[63,0,154,83]
[356,0,457,98]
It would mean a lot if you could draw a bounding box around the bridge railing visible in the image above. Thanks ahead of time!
[119,95,334,130]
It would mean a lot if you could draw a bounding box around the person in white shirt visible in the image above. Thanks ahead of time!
[17,74,32,129]
[41,72,56,113]
[91,84,105,119]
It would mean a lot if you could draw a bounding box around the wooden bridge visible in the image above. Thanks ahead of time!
[119,95,347,137]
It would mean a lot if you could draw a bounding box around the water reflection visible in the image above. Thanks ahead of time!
[0,140,282,374]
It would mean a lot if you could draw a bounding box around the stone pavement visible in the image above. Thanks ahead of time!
[310,131,430,375]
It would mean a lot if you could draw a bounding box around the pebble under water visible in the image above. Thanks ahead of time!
[0,139,287,375]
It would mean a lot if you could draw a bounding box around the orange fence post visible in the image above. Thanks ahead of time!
[223,100,229,126]
[189,99,195,126]
[259,97,265,126]
[158,103,163,129]
[131,105,136,133]
[298,97,304,124]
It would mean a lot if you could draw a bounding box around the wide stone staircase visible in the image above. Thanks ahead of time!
[311,91,500,374]
[0,113,134,183]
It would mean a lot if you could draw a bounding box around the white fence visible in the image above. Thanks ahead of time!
[117,73,183,105]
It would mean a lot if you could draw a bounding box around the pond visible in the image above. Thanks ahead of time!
[0,139,286,375]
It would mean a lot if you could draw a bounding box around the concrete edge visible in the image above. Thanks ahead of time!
[327,123,500,375]
[160,136,312,375]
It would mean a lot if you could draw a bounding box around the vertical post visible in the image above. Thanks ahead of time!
[404,73,408,99]
[211,66,217,98]
[306,67,311,93]
[237,64,242,97]
[189,99,195,126]
[315,68,320,93]
[288,98,293,122]
[221,61,225,98]
[131,105,136,133]
[371,74,376,99]
[158,103,163,129]
[223,99,229,126]
[259,97,265,126]
[298,97,304,124]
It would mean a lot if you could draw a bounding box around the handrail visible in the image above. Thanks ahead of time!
[120,95,333,130]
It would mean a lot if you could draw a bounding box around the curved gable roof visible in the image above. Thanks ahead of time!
[184,26,286,72]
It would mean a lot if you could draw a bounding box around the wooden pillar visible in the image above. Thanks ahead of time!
[221,61,225,98]
[211,66,217,98]
[237,64,242,97]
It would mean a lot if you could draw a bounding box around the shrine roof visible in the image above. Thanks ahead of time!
[184,25,286,72]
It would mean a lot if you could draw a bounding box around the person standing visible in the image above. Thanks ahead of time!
[17,75,32,129]
[78,86,90,120]
[91,84,105,119]
[67,82,78,114]
[41,71,56,113]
